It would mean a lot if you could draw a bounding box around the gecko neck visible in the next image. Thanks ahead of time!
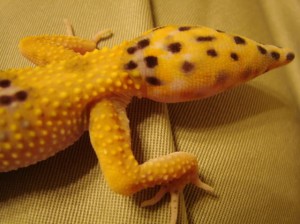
[80,46,145,101]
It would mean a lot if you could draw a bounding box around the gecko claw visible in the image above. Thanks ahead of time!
[194,178,214,194]
[92,29,113,44]
[63,18,74,36]
[141,186,168,207]
[141,177,213,224]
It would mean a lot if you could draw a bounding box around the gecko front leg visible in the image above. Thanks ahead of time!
[89,98,213,224]
[18,19,112,66]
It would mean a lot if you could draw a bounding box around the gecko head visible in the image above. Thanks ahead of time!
[122,26,295,103]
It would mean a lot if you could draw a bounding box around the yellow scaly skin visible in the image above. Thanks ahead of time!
[0,24,295,224]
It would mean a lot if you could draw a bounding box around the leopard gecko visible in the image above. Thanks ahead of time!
[0,22,295,224]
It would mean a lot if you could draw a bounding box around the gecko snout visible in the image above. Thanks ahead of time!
[263,45,295,71]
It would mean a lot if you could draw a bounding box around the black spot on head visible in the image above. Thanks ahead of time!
[127,46,137,54]
[137,39,150,49]
[182,61,195,73]
[124,61,138,70]
[230,53,239,61]
[168,42,182,53]
[257,45,267,55]
[207,49,218,57]
[234,36,246,45]
[179,26,191,31]
[144,56,158,68]
[196,36,216,42]
[145,76,162,86]
[271,51,280,60]
[0,79,11,88]
[286,52,295,61]
[0,95,12,106]
[15,90,28,101]
[216,29,225,33]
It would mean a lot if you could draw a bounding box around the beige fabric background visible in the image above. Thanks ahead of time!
[0,0,299,223]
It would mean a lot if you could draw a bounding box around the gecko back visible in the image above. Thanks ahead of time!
[0,67,88,171]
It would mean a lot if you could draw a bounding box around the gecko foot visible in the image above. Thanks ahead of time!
[63,18,112,44]
[141,177,213,224]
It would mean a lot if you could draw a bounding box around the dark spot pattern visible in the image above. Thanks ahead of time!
[144,56,158,68]
[127,47,137,54]
[0,79,11,88]
[0,95,12,106]
[257,45,267,55]
[182,61,194,73]
[137,39,150,49]
[234,36,246,45]
[146,77,162,86]
[286,52,295,61]
[15,91,28,101]
[216,29,225,33]
[242,68,253,80]
[215,73,228,85]
[179,26,191,31]
[230,53,239,61]
[196,36,216,42]
[271,51,280,60]
[168,42,182,53]
[207,49,218,57]
[124,61,138,70]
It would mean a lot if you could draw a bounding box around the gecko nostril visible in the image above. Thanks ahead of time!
[286,52,295,61]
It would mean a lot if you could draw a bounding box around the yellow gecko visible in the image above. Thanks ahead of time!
[0,22,295,224]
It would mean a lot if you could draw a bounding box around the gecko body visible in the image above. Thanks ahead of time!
[0,24,294,223]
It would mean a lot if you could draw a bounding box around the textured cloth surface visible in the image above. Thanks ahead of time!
[0,0,299,223]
